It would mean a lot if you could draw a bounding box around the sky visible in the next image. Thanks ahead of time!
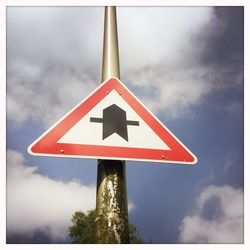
[5,6,244,244]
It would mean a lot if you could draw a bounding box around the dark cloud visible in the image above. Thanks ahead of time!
[197,7,243,67]
[199,7,243,87]
[7,228,70,244]
[200,195,223,220]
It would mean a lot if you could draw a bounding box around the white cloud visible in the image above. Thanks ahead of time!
[119,7,213,71]
[119,7,215,118]
[7,59,97,126]
[126,64,213,118]
[7,7,103,127]
[179,185,243,243]
[128,199,136,212]
[119,7,243,118]
[7,149,96,241]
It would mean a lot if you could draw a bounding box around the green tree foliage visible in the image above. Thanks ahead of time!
[128,224,144,244]
[69,210,96,243]
[69,209,144,244]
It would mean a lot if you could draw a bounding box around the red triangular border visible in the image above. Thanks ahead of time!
[28,78,197,164]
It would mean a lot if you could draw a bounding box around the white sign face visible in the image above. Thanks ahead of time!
[28,77,197,164]
[58,90,170,150]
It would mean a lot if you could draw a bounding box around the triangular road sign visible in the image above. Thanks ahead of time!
[28,77,197,164]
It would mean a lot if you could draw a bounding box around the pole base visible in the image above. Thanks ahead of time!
[95,159,129,244]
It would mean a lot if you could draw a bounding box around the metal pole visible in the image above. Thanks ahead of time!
[95,6,129,244]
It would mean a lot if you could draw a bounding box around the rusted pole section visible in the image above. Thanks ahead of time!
[95,6,129,244]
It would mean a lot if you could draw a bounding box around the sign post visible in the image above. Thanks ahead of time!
[95,6,130,243]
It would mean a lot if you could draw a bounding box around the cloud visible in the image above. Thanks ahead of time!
[128,199,136,212]
[226,101,243,115]
[118,7,214,68]
[178,185,243,243]
[7,7,243,126]
[7,7,103,127]
[7,149,96,242]
[119,7,243,118]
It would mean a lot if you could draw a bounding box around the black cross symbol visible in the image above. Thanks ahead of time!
[90,104,139,141]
